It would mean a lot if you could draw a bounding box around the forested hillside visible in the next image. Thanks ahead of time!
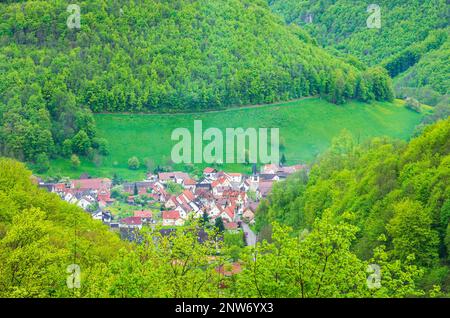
[0,159,127,297]
[256,118,450,293]
[269,0,449,104]
[0,158,430,297]
[0,0,393,166]
[269,0,448,64]
[394,34,450,102]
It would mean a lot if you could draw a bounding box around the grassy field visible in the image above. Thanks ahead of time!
[46,98,424,180]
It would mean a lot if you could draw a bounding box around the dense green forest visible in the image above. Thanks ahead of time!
[269,0,448,64]
[0,0,449,300]
[268,0,449,104]
[0,157,434,297]
[0,159,127,297]
[393,33,450,103]
[0,0,393,166]
[256,117,450,294]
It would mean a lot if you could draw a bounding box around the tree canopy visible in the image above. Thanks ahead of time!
[0,0,393,164]
[256,118,450,294]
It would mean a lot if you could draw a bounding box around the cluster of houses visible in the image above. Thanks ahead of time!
[39,176,114,212]
[38,163,306,236]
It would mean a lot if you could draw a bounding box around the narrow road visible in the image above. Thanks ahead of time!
[240,219,257,246]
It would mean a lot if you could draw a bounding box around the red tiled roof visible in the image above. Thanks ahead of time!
[138,188,150,195]
[120,217,142,225]
[163,210,181,220]
[184,178,196,185]
[222,190,241,198]
[72,178,111,190]
[211,176,227,188]
[54,183,67,191]
[262,163,278,173]
[223,206,235,219]
[134,210,153,218]
[225,222,238,230]
[258,181,274,196]
[204,167,216,173]
[182,190,195,201]
[97,190,112,202]
[158,172,190,181]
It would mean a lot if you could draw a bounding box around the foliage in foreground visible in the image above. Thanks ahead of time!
[0,157,427,297]
[256,118,450,294]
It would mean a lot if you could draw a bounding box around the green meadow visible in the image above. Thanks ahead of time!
[47,98,424,180]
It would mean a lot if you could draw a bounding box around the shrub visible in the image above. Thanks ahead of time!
[92,137,110,156]
[128,156,140,170]
[405,97,422,113]
[35,153,50,173]
[70,154,81,169]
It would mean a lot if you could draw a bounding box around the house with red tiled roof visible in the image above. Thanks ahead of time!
[182,190,195,202]
[183,178,197,192]
[218,205,235,223]
[261,163,279,174]
[162,210,184,226]
[53,183,69,193]
[258,181,274,199]
[71,178,111,192]
[174,201,192,219]
[262,163,307,178]
[151,183,169,202]
[224,222,239,232]
[223,190,247,205]
[224,172,243,183]
[119,217,143,230]
[204,167,216,174]
[212,177,232,196]
[98,190,114,203]
[158,172,190,185]
[175,193,188,205]
[133,210,153,222]
[203,167,217,179]
[203,200,220,219]
[165,196,177,209]
[243,202,258,224]
[211,176,231,188]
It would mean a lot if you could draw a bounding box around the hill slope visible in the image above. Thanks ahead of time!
[269,0,450,104]
[45,98,423,179]
[256,117,450,293]
[269,0,449,65]
[0,158,126,297]
[0,0,393,166]
[394,35,450,99]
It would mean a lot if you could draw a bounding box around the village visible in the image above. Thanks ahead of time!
[38,163,306,245]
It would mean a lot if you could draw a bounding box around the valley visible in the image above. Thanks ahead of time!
[0,0,449,300]
[44,98,423,179]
